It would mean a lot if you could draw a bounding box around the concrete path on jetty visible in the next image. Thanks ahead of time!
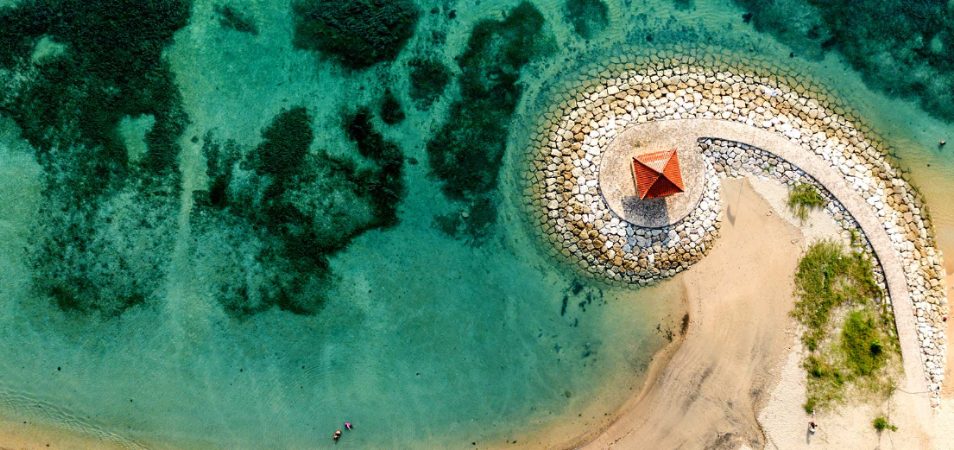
[621,118,927,395]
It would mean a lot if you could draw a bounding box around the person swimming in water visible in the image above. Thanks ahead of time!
[333,429,342,442]
[344,421,353,431]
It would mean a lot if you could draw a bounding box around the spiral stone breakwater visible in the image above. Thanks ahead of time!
[520,52,947,403]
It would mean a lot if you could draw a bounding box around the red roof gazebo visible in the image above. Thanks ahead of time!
[632,148,685,200]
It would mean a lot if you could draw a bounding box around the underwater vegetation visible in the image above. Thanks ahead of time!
[565,0,609,39]
[192,107,404,317]
[214,4,258,35]
[734,0,954,121]
[671,0,695,11]
[344,108,406,227]
[292,0,420,70]
[407,56,451,109]
[0,0,192,316]
[0,0,415,319]
[426,1,553,241]
[379,88,406,125]
[0,0,191,182]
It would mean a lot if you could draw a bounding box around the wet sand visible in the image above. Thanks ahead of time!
[0,418,129,450]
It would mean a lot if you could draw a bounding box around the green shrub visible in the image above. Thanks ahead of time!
[873,416,897,432]
[803,397,817,414]
[292,0,419,69]
[787,183,826,221]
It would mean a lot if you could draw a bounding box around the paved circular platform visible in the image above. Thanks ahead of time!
[598,124,707,228]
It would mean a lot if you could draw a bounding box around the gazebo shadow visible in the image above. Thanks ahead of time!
[621,195,670,227]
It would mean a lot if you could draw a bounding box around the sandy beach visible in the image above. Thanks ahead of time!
[583,177,802,449]
[580,176,954,450]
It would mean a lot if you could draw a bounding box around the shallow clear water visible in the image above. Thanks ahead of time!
[1,0,954,448]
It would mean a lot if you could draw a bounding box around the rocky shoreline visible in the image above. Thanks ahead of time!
[521,53,947,402]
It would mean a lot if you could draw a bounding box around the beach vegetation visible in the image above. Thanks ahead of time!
[426,2,553,241]
[793,240,881,350]
[841,309,887,376]
[873,415,897,432]
[407,56,452,108]
[564,0,609,39]
[787,183,826,221]
[793,240,898,412]
[292,0,419,70]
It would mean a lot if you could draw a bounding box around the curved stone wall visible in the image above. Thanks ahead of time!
[520,53,947,402]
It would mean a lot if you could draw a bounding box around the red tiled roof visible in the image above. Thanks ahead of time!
[632,148,685,199]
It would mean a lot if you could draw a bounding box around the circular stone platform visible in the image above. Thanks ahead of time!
[522,53,947,399]
[599,126,706,228]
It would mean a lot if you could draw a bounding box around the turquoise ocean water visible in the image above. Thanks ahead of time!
[1,0,954,448]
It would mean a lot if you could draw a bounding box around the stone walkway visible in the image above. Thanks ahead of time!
[644,118,927,395]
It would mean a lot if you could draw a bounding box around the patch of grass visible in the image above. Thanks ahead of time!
[841,309,887,377]
[407,57,451,108]
[873,416,897,432]
[793,240,881,350]
[292,0,419,70]
[787,182,826,221]
[564,0,609,39]
[794,240,897,412]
